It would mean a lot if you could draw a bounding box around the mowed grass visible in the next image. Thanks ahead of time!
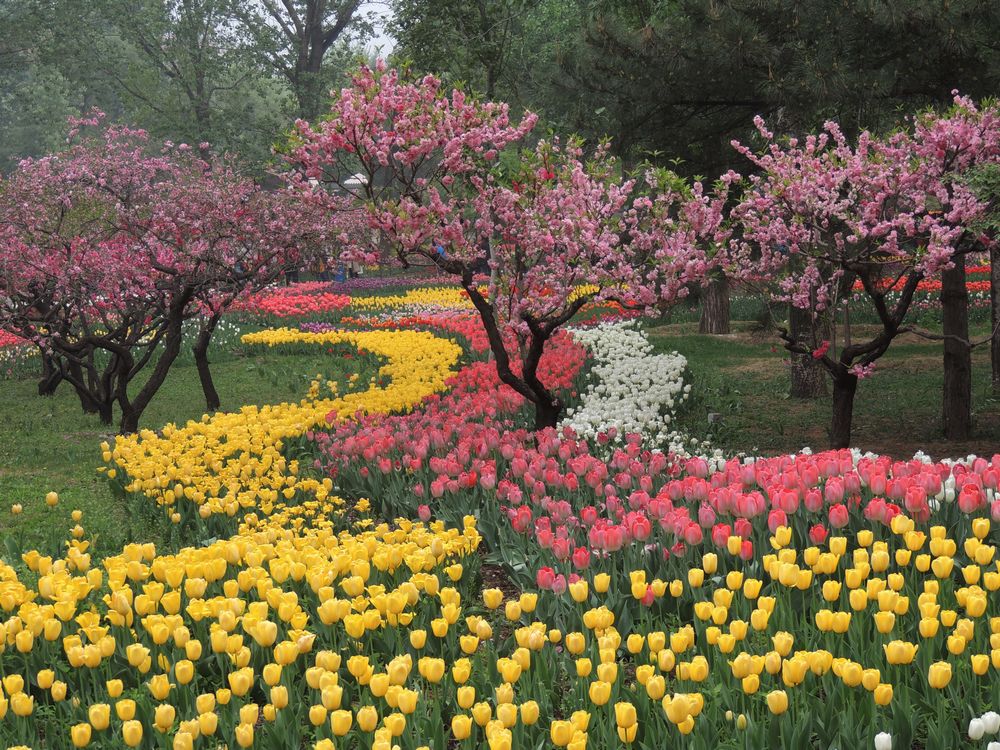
[652,321,1000,458]
[0,345,374,555]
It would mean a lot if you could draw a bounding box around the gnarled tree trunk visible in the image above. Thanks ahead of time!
[193,314,221,412]
[942,254,972,439]
[37,350,63,396]
[789,304,826,398]
[830,370,858,449]
[699,276,730,334]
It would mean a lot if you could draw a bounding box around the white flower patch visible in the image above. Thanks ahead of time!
[563,320,704,455]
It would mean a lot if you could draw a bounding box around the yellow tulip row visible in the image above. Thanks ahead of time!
[351,287,473,310]
[102,328,462,522]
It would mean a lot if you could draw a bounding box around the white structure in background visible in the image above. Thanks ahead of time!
[343,173,369,193]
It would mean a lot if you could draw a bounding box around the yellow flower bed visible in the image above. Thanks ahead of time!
[351,287,473,310]
[1,495,482,749]
[103,328,462,522]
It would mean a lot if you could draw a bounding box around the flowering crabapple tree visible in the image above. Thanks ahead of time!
[730,95,1000,449]
[187,186,333,412]
[0,113,313,432]
[287,63,728,428]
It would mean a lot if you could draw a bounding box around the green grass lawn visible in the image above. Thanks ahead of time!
[653,321,1000,458]
[0,345,375,555]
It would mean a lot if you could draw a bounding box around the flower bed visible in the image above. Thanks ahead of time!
[562,320,696,452]
[104,327,463,538]
[4,300,1000,750]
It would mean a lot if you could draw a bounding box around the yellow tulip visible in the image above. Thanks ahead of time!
[453,685,475,709]
[235,722,254,748]
[883,640,918,665]
[451,714,473,740]
[614,702,637,729]
[309,704,327,726]
[589,681,611,706]
[154,704,176,733]
[928,661,952,689]
[71,723,92,748]
[122,720,143,747]
[10,692,33,717]
[473,702,492,726]
[198,712,218,736]
[88,703,111,731]
[971,654,990,675]
[873,683,893,706]
[520,700,540,725]
[550,720,574,746]
[357,705,379,732]
[112,699,135,721]
[766,690,788,715]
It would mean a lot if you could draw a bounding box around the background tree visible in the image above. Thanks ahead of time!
[389,0,537,100]
[229,0,371,119]
[99,0,261,160]
[731,98,1000,448]
[285,65,725,427]
[391,0,1000,373]
[0,114,310,431]
[0,0,350,172]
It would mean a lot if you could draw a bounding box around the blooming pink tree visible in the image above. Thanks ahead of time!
[287,64,728,427]
[730,95,1000,448]
[0,113,315,431]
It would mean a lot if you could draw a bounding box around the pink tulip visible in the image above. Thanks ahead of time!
[536,567,555,590]
[808,523,828,545]
[828,503,849,529]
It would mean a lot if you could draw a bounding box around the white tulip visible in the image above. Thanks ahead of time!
[561,321,698,453]
[983,711,1000,734]
[988,742,1000,750]
[873,732,892,750]
[970,718,986,740]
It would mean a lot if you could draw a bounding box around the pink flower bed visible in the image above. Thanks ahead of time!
[307,313,1000,609]
[230,289,351,317]
[0,331,24,348]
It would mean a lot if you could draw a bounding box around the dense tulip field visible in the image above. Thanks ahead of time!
[0,281,997,750]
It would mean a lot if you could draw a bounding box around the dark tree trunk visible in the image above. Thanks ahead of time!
[991,244,1000,394]
[193,318,221,412]
[830,371,858,449]
[73,386,112,422]
[789,304,826,398]
[534,399,561,430]
[60,356,114,421]
[460,275,577,430]
[97,399,114,426]
[942,254,972,439]
[699,276,731,334]
[38,351,62,396]
[119,404,140,436]
[115,301,190,434]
